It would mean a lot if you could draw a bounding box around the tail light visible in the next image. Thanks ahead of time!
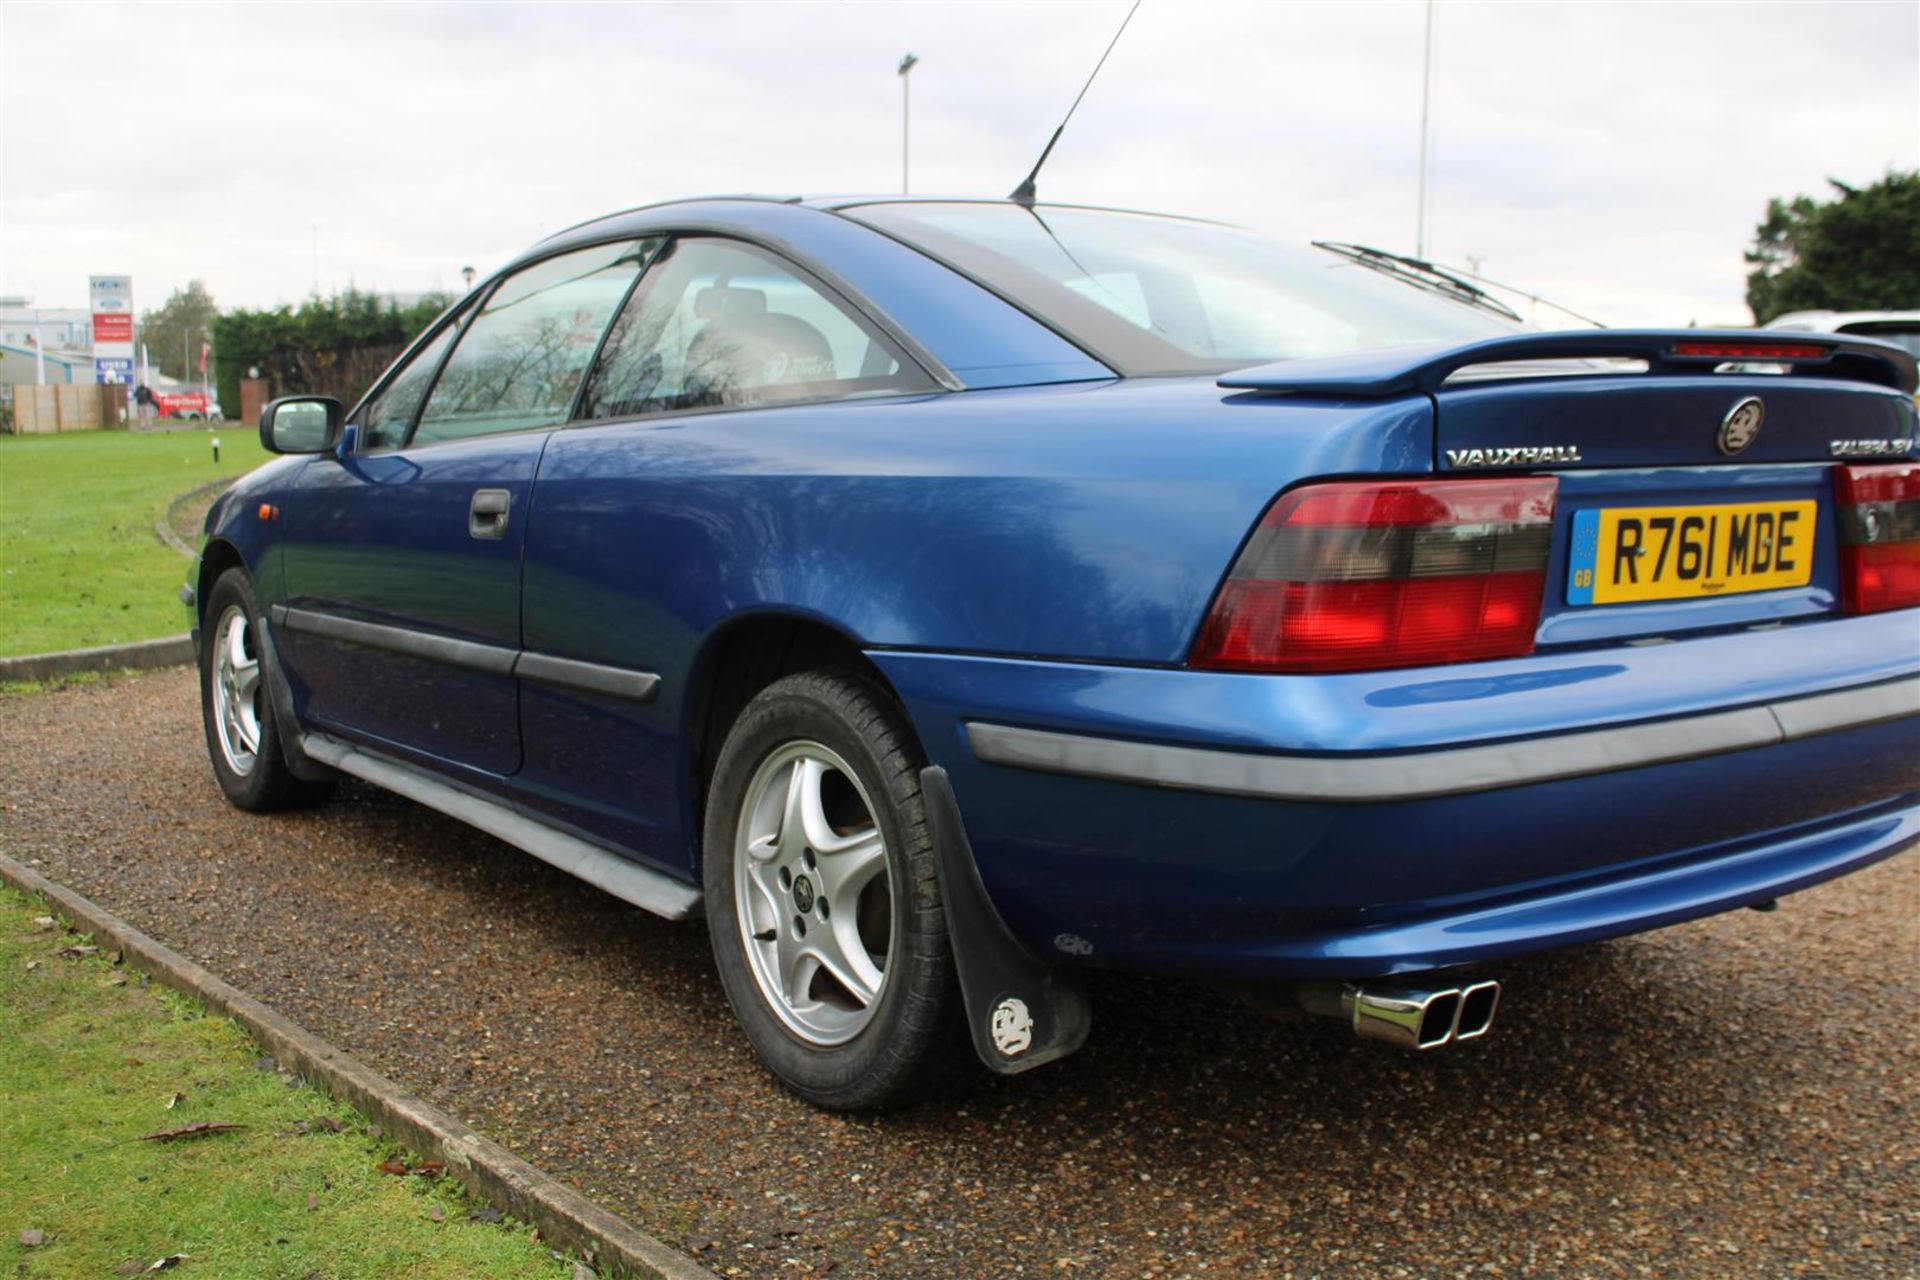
[1191,477,1558,673]
[1669,340,1830,360]
[1834,462,1920,613]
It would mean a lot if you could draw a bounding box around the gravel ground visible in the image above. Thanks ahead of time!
[2,667,1916,1279]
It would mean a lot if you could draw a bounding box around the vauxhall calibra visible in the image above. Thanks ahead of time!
[188,197,1920,1108]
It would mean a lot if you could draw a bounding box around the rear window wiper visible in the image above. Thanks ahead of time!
[1312,240,1525,324]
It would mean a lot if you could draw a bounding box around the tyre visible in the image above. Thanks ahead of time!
[199,568,334,812]
[703,669,967,1110]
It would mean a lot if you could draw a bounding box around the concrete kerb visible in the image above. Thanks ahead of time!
[0,853,716,1280]
[158,476,233,558]
[0,634,197,685]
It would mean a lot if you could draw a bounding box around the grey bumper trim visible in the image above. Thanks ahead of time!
[965,676,1920,803]
[301,732,701,920]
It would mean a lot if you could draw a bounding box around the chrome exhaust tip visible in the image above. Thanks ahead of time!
[1293,976,1501,1050]
[1347,983,1462,1050]
[1451,980,1501,1041]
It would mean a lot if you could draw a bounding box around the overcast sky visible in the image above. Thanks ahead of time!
[3,1,1914,326]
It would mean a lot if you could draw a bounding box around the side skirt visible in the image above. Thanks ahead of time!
[299,732,702,922]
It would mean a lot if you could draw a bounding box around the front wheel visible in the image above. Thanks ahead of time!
[703,670,966,1110]
[198,568,333,812]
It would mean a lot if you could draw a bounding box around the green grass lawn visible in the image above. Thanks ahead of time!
[0,888,572,1279]
[0,430,270,657]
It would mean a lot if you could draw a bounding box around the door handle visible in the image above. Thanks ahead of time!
[469,488,511,540]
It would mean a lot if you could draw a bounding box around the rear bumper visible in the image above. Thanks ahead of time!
[872,612,1920,980]
[1259,799,1917,973]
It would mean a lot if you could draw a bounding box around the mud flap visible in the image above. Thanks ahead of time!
[256,618,335,784]
[921,765,1091,1075]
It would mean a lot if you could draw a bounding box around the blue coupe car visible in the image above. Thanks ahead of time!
[190,196,1920,1109]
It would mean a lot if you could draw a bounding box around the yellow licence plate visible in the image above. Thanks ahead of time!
[1567,500,1817,605]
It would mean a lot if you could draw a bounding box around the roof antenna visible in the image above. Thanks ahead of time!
[1009,0,1142,206]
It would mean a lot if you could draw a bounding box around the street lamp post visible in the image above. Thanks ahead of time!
[897,53,919,194]
[1415,0,1434,258]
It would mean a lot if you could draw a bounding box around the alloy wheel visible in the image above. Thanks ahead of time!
[211,604,263,776]
[733,740,895,1046]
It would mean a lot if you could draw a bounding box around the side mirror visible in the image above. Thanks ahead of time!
[259,396,344,455]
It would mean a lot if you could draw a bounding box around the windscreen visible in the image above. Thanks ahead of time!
[845,202,1520,376]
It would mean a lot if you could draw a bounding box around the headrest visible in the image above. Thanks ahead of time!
[694,285,769,321]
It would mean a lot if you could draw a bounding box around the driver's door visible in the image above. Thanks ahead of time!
[278,240,653,776]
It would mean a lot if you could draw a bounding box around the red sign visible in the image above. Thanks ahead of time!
[154,392,208,417]
[93,313,132,343]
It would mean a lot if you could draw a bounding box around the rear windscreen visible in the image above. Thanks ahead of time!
[845,202,1519,376]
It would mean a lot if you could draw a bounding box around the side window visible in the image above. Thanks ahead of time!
[411,239,654,446]
[359,322,458,451]
[1063,271,1153,330]
[580,238,935,420]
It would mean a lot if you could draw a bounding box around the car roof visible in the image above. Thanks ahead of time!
[533,194,1230,250]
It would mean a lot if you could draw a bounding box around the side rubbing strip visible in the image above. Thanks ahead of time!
[513,652,660,703]
[273,606,517,676]
[966,677,1919,804]
[269,607,662,701]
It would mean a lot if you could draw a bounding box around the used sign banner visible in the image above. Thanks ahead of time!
[89,274,134,383]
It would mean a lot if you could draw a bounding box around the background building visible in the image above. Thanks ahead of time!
[0,306,92,354]
[0,341,95,385]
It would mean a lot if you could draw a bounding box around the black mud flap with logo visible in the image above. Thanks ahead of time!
[921,765,1091,1075]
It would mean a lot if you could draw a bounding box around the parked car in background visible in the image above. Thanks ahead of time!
[1766,309,1920,360]
[186,196,1920,1110]
[166,393,221,422]
[156,390,223,421]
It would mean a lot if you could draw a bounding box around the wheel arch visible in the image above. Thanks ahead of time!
[681,609,912,869]
[195,538,247,626]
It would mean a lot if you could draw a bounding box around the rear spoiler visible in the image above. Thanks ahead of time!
[1218,329,1920,398]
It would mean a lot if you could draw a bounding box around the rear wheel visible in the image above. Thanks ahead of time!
[703,670,965,1110]
[199,568,333,812]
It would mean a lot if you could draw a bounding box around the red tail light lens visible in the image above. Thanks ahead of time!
[1834,462,1920,614]
[1191,478,1558,673]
